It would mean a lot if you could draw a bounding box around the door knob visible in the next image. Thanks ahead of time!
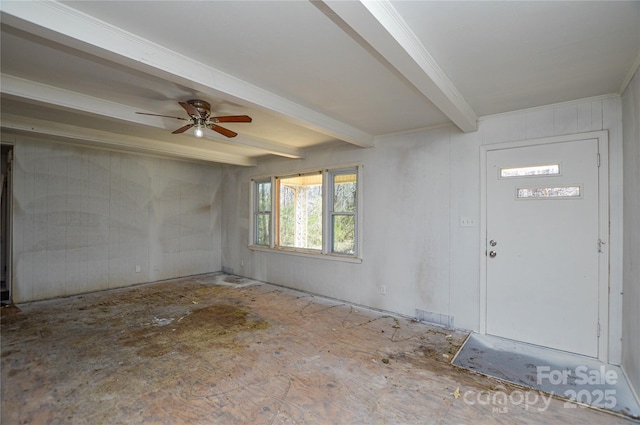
[489,251,497,258]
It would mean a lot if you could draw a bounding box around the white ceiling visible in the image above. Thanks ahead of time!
[1,1,639,166]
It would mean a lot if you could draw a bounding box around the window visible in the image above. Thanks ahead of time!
[516,185,581,199]
[277,173,323,250]
[251,166,360,258]
[329,171,357,255]
[500,164,560,178]
[253,179,271,246]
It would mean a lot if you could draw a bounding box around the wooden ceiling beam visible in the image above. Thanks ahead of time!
[0,1,375,148]
[318,0,478,133]
[1,74,305,160]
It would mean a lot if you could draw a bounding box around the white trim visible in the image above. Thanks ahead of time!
[480,130,610,362]
[251,162,363,183]
[619,52,640,95]
[376,122,454,140]
[478,94,620,122]
[248,244,363,264]
[479,145,488,334]
[596,132,610,362]
[322,169,331,256]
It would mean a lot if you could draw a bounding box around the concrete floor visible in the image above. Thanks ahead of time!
[1,273,634,424]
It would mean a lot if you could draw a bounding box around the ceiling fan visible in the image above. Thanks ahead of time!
[136,99,251,138]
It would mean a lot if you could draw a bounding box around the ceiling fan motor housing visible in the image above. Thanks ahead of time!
[188,99,211,118]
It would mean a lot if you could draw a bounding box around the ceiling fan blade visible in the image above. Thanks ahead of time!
[179,101,202,118]
[209,124,237,138]
[172,123,194,134]
[211,115,252,123]
[135,112,188,120]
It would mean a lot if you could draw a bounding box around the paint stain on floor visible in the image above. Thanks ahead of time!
[1,273,633,425]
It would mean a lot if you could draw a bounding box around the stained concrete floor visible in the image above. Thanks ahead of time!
[1,273,634,425]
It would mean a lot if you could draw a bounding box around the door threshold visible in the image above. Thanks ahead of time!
[452,333,640,420]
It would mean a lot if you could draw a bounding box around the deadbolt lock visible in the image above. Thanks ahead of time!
[489,240,497,246]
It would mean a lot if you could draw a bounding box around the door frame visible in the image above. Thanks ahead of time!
[1,143,14,305]
[479,130,610,361]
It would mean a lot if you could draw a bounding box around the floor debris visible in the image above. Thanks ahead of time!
[1,273,634,424]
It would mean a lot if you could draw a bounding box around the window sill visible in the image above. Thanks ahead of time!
[248,245,363,264]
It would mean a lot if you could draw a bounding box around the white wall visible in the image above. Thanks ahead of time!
[10,137,223,302]
[222,95,624,361]
[3,90,630,384]
[622,68,640,396]
[222,128,453,324]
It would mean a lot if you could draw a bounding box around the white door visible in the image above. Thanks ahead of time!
[486,137,603,357]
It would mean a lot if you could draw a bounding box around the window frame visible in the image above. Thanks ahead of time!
[250,164,362,262]
[252,178,273,247]
[276,171,324,253]
[326,168,358,256]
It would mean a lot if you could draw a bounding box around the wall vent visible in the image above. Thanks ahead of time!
[415,309,454,329]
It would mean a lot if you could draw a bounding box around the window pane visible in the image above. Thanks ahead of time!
[257,181,271,212]
[501,164,559,178]
[256,213,270,246]
[278,176,322,250]
[332,214,355,255]
[279,185,295,247]
[334,173,357,212]
[517,186,581,199]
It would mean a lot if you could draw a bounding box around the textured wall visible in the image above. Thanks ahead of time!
[222,94,624,361]
[11,138,223,302]
[622,68,640,398]
[222,129,451,323]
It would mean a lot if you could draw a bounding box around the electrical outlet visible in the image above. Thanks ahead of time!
[460,217,477,227]
[380,285,387,295]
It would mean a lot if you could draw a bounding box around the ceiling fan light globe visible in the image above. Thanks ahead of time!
[194,126,204,138]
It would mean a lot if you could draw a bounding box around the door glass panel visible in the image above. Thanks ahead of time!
[501,164,559,178]
[517,186,581,199]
